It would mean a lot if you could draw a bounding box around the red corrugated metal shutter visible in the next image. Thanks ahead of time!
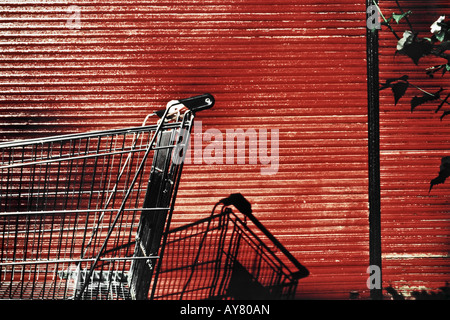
[378,0,450,297]
[1,1,369,299]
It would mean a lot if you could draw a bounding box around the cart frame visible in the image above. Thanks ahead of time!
[0,94,214,300]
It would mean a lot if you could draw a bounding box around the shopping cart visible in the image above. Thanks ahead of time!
[150,193,309,300]
[0,94,214,300]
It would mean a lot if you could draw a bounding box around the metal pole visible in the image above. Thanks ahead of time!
[366,0,383,300]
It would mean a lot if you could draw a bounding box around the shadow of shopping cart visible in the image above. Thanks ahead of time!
[150,193,309,300]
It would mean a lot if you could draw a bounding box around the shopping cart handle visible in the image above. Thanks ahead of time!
[179,93,215,113]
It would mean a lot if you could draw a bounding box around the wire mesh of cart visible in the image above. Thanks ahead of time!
[150,193,309,300]
[0,94,214,300]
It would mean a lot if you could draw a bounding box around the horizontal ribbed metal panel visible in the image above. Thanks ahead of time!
[378,0,450,298]
[0,0,368,299]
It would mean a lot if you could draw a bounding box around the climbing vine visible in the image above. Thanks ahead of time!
[372,0,450,191]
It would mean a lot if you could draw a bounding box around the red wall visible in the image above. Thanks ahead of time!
[2,0,447,300]
[378,0,450,297]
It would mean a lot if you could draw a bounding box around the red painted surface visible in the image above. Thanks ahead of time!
[1,0,368,300]
[3,0,447,300]
[378,0,450,298]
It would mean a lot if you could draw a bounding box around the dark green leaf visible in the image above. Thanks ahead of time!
[433,40,450,55]
[392,11,412,24]
[436,31,446,42]
[398,37,433,65]
[379,75,409,90]
[430,156,450,192]
[436,21,449,42]
[410,88,443,112]
[391,81,409,105]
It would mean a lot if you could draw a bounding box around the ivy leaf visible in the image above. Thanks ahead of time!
[397,35,433,65]
[392,11,412,24]
[391,81,409,105]
[411,88,443,112]
[431,16,448,42]
[436,30,446,42]
[379,75,409,90]
[429,156,450,192]
[379,75,409,105]
[433,40,450,56]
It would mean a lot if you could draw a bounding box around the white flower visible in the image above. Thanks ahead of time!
[397,30,414,51]
[430,15,445,34]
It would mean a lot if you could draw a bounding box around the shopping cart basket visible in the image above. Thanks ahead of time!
[150,193,309,300]
[0,94,214,300]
